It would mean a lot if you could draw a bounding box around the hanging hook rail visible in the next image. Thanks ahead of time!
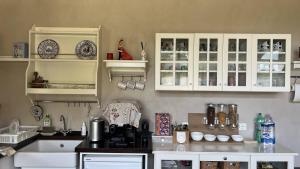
[34,100,98,104]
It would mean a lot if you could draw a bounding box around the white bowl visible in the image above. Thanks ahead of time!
[191,132,204,141]
[204,134,216,142]
[231,135,244,142]
[217,135,230,142]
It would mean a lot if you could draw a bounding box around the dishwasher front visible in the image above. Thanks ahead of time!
[83,155,143,169]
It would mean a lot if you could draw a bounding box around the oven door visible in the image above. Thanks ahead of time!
[84,155,143,169]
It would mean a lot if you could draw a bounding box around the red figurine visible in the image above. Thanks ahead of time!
[118,39,133,60]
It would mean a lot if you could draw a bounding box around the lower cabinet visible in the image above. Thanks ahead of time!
[79,153,148,169]
[154,153,295,169]
[155,153,199,169]
[0,156,15,169]
[199,154,250,169]
[251,155,294,169]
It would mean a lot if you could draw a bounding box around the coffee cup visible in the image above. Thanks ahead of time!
[117,81,127,90]
[135,81,145,90]
[126,80,136,89]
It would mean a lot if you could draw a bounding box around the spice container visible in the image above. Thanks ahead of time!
[207,103,216,129]
[228,104,238,129]
[217,104,227,129]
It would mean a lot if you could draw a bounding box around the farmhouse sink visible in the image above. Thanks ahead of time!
[14,140,82,169]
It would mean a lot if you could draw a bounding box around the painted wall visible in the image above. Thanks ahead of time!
[0,0,300,166]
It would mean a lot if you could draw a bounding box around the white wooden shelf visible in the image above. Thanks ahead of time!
[30,58,97,62]
[26,88,96,95]
[103,60,148,82]
[0,56,28,62]
[26,26,101,96]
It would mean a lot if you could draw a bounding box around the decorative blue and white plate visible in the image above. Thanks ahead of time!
[75,40,97,59]
[37,39,59,59]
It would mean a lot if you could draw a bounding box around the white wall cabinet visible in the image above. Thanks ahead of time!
[251,34,291,92]
[155,33,291,92]
[25,26,101,96]
[222,34,252,91]
[155,34,194,91]
[193,34,223,91]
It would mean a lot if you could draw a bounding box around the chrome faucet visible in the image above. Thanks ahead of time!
[60,115,67,130]
[59,115,71,136]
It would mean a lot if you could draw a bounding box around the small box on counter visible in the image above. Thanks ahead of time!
[155,113,171,136]
[173,130,189,144]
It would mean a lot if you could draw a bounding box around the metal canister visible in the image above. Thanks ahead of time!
[89,118,105,142]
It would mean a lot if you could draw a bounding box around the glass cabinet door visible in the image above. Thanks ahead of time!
[252,34,291,92]
[193,34,223,91]
[200,154,250,169]
[223,34,252,91]
[155,34,194,90]
[251,155,294,169]
[154,154,199,169]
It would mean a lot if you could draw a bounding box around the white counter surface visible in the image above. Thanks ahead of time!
[153,142,298,156]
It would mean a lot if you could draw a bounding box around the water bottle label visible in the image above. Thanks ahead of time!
[261,123,275,144]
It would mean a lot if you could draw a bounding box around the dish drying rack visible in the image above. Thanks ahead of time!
[0,126,40,144]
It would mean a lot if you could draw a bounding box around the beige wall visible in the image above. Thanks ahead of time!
[1,0,300,166]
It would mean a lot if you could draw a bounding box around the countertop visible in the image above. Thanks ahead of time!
[0,131,153,160]
[75,136,152,154]
[152,142,298,156]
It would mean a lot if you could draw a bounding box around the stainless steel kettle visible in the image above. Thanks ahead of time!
[89,118,105,142]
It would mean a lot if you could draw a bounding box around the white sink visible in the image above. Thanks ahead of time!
[14,140,82,169]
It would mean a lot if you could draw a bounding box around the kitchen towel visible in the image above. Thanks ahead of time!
[103,102,141,128]
[293,84,300,102]
[0,146,16,157]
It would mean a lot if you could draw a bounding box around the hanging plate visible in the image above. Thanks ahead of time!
[31,105,44,121]
[75,40,97,59]
[37,39,59,59]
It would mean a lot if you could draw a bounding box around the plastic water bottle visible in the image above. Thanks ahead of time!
[255,113,265,143]
[261,114,275,145]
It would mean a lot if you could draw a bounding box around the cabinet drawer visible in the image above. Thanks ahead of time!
[200,154,250,162]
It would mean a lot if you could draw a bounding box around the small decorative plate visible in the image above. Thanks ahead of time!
[75,40,97,59]
[37,39,59,59]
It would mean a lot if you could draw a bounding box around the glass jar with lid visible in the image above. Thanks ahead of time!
[228,104,238,129]
[217,104,227,129]
[206,103,216,128]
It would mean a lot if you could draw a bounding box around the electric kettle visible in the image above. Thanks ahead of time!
[89,118,105,142]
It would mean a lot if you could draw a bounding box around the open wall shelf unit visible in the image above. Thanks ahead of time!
[25,26,101,96]
[103,60,148,82]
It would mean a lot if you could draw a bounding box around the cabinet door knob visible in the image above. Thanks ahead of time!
[189,83,192,85]
[223,157,227,160]
[253,83,256,86]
